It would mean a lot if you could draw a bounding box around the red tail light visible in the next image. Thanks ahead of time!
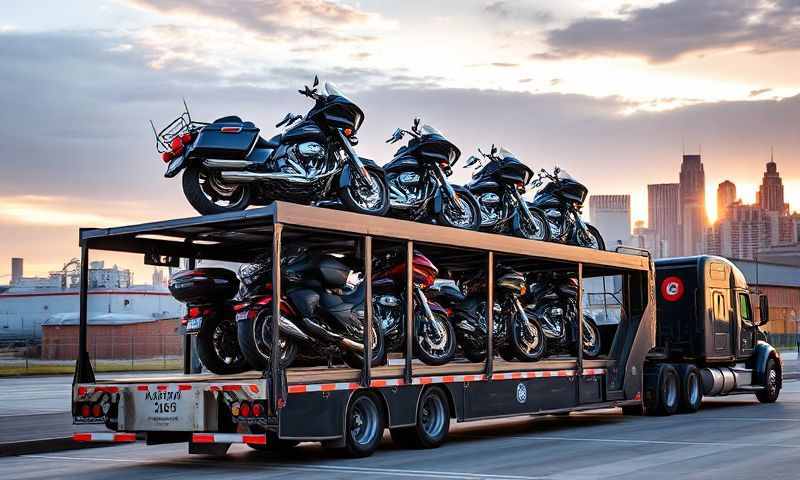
[162,151,174,163]
[91,404,103,417]
[170,137,183,150]
[240,402,251,417]
[81,404,90,417]
[252,403,263,417]
[181,133,193,144]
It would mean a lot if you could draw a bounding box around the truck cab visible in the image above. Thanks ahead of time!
[634,255,781,416]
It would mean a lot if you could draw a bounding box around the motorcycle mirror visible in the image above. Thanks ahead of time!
[464,155,480,167]
[313,75,319,88]
[412,117,421,132]
[490,144,497,156]
[554,166,561,175]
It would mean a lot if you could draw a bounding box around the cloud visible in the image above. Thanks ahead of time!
[491,62,519,68]
[538,0,800,63]
[483,1,553,24]
[750,88,773,97]
[0,196,143,227]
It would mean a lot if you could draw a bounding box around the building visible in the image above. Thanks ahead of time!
[679,154,707,256]
[647,183,681,258]
[589,194,631,249]
[757,151,788,214]
[10,258,23,285]
[717,180,737,220]
[632,220,661,256]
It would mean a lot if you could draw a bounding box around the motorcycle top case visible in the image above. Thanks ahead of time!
[192,121,260,160]
[168,268,240,303]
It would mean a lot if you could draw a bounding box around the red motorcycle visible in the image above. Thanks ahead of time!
[372,250,456,365]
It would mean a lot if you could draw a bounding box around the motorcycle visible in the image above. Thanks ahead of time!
[236,250,386,370]
[523,272,602,358]
[372,249,456,365]
[168,268,250,375]
[383,118,481,230]
[463,145,551,241]
[528,167,605,249]
[154,76,390,217]
[447,266,546,363]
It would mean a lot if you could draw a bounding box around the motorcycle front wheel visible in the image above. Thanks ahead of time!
[413,310,456,366]
[514,208,551,241]
[339,170,391,216]
[196,314,251,375]
[182,166,251,215]
[578,224,606,250]
[436,191,482,230]
[510,314,546,362]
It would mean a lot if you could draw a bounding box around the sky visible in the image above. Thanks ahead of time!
[0,0,798,281]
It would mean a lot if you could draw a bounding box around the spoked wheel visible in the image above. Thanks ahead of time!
[341,392,384,457]
[510,314,546,361]
[237,309,298,370]
[196,314,250,374]
[579,315,602,359]
[413,310,456,365]
[437,191,481,230]
[391,387,450,449]
[183,166,251,215]
[340,170,391,216]
[515,208,551,241]
[578,224,606,250]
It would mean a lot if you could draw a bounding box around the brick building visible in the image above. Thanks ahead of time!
[41,313,181,360]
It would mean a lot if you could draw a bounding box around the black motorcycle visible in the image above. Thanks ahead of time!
[155,76,390,216]
[383,118,481,230]
[236,251,386,370]
[446,267,546,363]
[528,167,605,249]
[464,145,550,241]
[523,273,602,358]
[169,268,250,375]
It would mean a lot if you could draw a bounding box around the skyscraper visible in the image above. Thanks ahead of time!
[679,154,707,256]
[648,183,681,257]
[589,194,631,249]
[716,180,736,220]
[757,150,788,214]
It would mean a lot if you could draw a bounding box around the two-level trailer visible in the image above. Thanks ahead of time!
[70,202,778,457]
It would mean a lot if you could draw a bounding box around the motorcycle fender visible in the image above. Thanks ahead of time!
[338,157,383,189]
[236,295,298,320]
[426,300,449,316]
[164,154,187,178]
[432,184,468,214]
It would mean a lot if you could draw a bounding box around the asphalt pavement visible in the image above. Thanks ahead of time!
[1,380,800,479]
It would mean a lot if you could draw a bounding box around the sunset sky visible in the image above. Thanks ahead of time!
[1,0,799,281]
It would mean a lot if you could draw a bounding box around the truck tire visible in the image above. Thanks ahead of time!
[341,391,384,457]
[653,364,680,416]
[390,387,450,449]
[756,358,781,403]
[677,364,702,413]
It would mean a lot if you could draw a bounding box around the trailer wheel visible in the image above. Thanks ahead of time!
[390,387,450,449]
[677,364,702,413]
[756,358,781,404]
[342,391,384,457]
[654,364,680,416]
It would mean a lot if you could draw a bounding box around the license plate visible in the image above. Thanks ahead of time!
[131,387,195,430]
[186,317,203,332]
[235,311,249,321]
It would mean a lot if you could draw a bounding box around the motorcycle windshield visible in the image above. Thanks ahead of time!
[556,168,576,182]
[324,82,352,102]
[420,124,445,137]
[496,146,517,161]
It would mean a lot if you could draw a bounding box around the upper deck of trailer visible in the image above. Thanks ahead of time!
[80,201,650,274]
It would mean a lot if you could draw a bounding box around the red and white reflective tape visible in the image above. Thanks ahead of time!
[412,374,486,385]
[76,385,120,396]
[73,432,137,443]
[582,368,606,376]
[192,433,266,445]
[135,384,193,392]
[288,382,360,394]
[208,384,261,394]
[491,369,577,381]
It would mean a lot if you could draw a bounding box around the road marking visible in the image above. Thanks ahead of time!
[452,433,800,449]
[25,454,549,479]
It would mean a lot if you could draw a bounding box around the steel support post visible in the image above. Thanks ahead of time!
[270,223,283,415]
[361,236,373,387]
[404,240,414,385]
[485,251,494,379]
[576,262,584,402]
[183,256,196,375]
[73,244,95,384]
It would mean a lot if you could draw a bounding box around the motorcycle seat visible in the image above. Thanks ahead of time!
[255,134,281,149]
[325,282,365,313]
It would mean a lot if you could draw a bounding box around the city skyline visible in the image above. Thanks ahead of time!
[1,1,799,279]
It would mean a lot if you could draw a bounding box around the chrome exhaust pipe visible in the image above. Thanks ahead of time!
[340,337,365,353]
[202,159,253,169]
[220,171,314,184]
[278,317,312,342]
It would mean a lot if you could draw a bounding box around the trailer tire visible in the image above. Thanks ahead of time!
[341,391,384,457]
[653,364,680,416]
[390,387,450,449]
[756,358,781,403]
[677,364,702,413]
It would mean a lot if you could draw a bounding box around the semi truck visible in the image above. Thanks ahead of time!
[71,202,781,457]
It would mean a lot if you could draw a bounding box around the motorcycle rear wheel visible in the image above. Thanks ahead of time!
[343,323,387,369]
[237,309,298,370]
[196,314,250,375]
[183,166,251,215]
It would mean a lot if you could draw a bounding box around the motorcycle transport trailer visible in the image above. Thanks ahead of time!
[72,201,658,456]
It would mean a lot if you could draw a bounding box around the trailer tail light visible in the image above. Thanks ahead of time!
[92,404,103,418]
[252,402,264,417]
[240,402,251,417]
[81,404,90,417]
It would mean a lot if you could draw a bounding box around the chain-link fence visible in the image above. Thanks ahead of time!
[0,335,184,375]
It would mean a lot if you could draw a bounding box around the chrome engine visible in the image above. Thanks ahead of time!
[388,172,429,208]
[282,142,328,176]
[544,208,563,238]
[477,192,502,226]
[374,295,402,333]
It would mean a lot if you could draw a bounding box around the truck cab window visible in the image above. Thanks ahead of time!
[738,293,753,326]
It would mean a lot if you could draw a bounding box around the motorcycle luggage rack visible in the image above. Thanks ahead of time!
[150,99,209,154]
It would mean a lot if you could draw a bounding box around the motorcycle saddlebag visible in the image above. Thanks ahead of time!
[191,121,260,160]
[168,268,240,303]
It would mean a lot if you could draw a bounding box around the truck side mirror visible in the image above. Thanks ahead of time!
[757,294,769,326]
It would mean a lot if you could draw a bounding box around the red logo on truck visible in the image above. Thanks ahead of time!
[661,276,685,302]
